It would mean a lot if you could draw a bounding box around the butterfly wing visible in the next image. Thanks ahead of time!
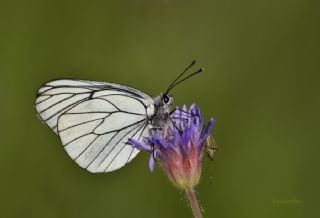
[35,79,154,172]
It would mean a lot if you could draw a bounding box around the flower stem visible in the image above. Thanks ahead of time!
[185,188,202,218]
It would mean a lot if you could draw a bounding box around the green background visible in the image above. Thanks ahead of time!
[0,0,319,217]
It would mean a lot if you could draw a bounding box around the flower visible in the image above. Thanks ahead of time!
[129,104,214,189]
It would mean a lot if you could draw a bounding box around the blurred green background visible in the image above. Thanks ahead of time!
[0,0,319,217]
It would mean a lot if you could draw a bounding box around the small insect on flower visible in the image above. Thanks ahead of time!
[204,135,218,161]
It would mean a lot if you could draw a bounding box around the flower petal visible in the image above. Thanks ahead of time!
[174,106,180,117]
[198,118,215,149]
[128,139,152,151]
[202,118,215,138]
[149,153,155,172]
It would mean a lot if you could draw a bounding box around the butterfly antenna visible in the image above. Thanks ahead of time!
[167,67,203,92]
[165,60,196,95]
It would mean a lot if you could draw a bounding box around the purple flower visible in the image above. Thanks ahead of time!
[129,104,214,189]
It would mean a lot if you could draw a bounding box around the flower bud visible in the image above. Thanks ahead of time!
[129,104,214,189]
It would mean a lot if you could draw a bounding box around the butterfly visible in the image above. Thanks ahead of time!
[35,61,202,173]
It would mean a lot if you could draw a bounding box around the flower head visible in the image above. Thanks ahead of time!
[129,104,214,189]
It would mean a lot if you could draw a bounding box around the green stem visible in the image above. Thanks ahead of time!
[185,188,202,218]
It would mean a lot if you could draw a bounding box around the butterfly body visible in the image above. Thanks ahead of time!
[150,94,173,131]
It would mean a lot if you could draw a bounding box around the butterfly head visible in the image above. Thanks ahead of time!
[154,93,173,108]
[162,93,174,106]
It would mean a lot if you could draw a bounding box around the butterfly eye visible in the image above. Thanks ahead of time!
[163,95,170,104]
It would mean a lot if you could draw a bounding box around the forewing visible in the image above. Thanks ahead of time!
[35,79,154,172]
[35,80,95,133]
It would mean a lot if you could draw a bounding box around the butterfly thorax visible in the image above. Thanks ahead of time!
[150,94,173,131]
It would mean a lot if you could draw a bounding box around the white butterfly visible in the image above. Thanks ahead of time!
[35,61,202,173]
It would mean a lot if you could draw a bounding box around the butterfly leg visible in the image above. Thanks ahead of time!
[169,107,197,116]
[168,116,183,133]
[169,108,201,122]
